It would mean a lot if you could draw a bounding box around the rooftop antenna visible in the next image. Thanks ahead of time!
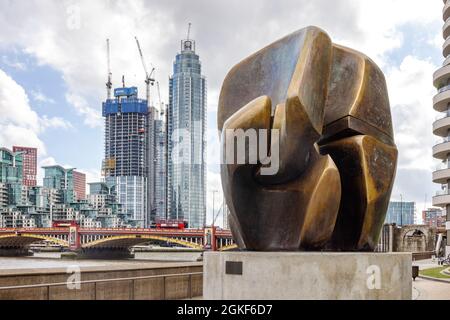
[187,22,192,40]
[122,75,125,88]
[106,39,112,100]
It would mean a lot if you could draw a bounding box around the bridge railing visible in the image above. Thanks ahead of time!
[0,272,203,300]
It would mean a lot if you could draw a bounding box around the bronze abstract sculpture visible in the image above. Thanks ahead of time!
[218,26,398,252]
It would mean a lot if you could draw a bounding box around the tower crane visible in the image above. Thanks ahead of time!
[135,36,156,220]
[156,81,163,116]
[135,36,155,104]
[106,39,112,100]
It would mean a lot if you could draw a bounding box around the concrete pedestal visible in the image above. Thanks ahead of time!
[204,252,412,300]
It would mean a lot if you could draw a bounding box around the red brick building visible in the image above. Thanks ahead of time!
[73,170,86,201]
[422,208,446,228]
[12,146,37,187]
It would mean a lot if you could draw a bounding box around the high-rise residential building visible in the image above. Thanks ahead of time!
[102,86,151,227]
[73,170,86,201]
[167,33,207,228]
[422,208,446,228]
[42,165,79,204]
[0,144,128,228]
[12,146,37,187]
[433,0,450,256]
[88,182,126,228]
[0,148,23,207]
[154,110,167,221]
[385,201,416,226]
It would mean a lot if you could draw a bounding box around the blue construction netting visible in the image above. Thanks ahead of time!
[102,98,148,116]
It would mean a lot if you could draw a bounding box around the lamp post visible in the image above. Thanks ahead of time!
[400,194,403,226]
[212,190,218,227]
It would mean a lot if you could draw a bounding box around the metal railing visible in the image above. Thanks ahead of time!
[435,114,450,121]
[435,137,450,145]
[436,189,450,196]
[435,161,450,171]
[438,84,450,94]
[0,272,203,300]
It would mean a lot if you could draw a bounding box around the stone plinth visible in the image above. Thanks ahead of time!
[204,252,412,300]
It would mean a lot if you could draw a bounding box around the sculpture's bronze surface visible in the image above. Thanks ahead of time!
[218,26,398,252]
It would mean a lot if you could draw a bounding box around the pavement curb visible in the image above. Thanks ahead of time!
[418,275,450,284]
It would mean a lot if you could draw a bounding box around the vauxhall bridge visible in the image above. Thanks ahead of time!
[0,225,236,257]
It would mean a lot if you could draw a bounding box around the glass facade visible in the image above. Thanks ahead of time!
[103,87,150,227]
[43,166,76,204]
[167,38,207,228]
[385,201,416,226]
[0,148,24,207]
[154,117,167,220]
[106,176,145,226]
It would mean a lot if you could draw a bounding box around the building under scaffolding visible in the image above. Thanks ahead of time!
[102,86,150,227]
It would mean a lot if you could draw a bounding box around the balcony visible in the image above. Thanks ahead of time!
[433,115,450,136]
[433,190,450,207]
[433,138,450,159]
[444,37,450,58]
[433,161,450,183]
[445,17,450,40]
[433,88,450,112]
[444,0,450,23]
[434,66,450,88]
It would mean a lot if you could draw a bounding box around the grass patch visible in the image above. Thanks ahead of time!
[420,267,450,279]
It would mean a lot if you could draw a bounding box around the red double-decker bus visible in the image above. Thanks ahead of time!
[52,221,79,228]
[155,220,188,230]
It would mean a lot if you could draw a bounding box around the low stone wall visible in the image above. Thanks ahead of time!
[0,262,203,300]
[412,251,434,261]
[205,252,412,300]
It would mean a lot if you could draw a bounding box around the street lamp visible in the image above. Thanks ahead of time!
[400,194,403,226]
[212,190,218,227]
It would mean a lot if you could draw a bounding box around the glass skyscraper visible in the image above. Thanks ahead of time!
[167,36,207,228]
[385,201,416,226]
[154,112,167,221]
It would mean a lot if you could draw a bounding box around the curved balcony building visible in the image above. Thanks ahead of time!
[433,0,450,255]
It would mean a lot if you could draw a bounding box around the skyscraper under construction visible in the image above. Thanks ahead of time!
[102,86,151,227]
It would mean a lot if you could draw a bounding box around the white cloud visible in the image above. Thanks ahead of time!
[1,55,27,71]
[65,93,102,128]
[40,115,73,130]
[0,68,73,157]
[385,55,441,208]
[386,55,438,170]
[30,89,55,104]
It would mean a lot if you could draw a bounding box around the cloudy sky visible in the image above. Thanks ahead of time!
[0,0,445,224]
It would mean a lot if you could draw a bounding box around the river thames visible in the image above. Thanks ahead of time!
[0,251,203,270]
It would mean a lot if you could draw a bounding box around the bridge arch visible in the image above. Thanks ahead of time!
[219,244,238,251]
[82,235,204,250]
[0,234,68,247]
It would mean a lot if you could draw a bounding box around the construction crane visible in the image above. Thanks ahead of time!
[156,81,163,116]
[135,36,155,104]
[135,36,156,220]
[106,39,112,100]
